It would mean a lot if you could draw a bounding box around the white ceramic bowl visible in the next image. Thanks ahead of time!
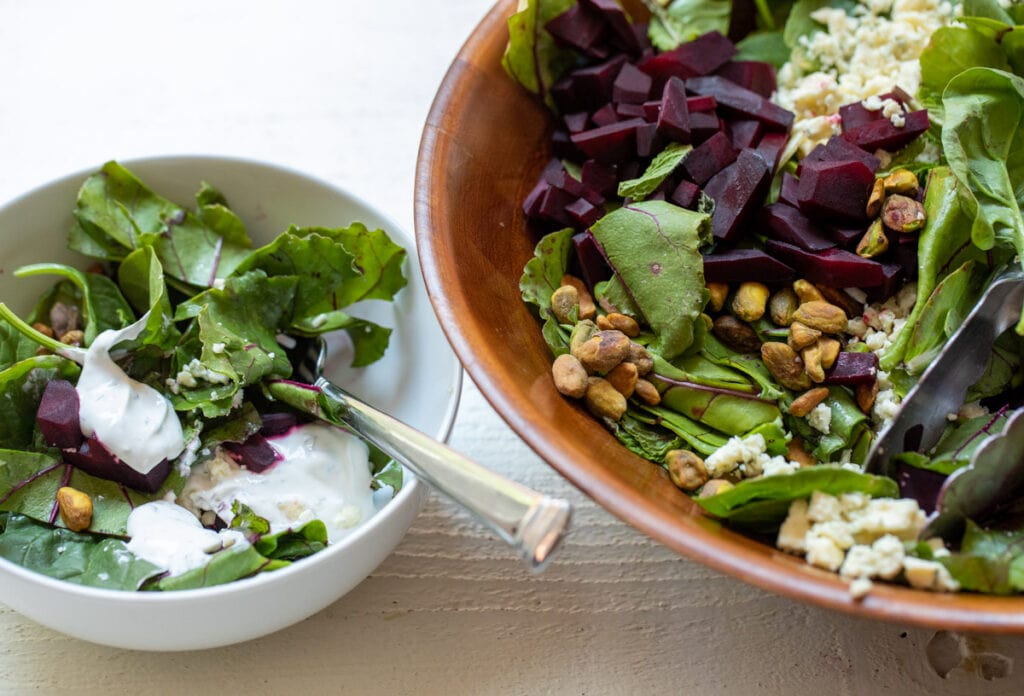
[0,155,461,650]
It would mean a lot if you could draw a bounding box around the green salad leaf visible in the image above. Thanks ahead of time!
[643,0,731,51]
[501,0,579,111]
[520,227,575,355]
[618,143,693,200]
[939,521,1024,594]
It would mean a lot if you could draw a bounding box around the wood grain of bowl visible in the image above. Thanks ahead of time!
[414,0,1024,631]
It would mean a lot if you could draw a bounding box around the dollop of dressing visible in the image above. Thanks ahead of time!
[126,500,245,576]
[184,423,377,543]
[75,323,185,474]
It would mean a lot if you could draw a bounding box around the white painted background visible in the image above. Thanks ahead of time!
[1,1,1023,693]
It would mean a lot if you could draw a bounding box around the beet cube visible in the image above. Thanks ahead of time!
[761,203,836,252]
[545,4,609,56]
[552,56,628,113]
[581,0,642,55]
[801,135,880,173]
[838,89,912,131]
[566,197,604,227]
[260,412,298,437]
[64,436,171,494]
[670,180,701,209]
[689,111,720,143]
[642,99,661,122]
[682,131,738,186]
[729,119,763,150]
[635,122,662,158]
[687,95,717,112]
[550,129,583,160]
[571,118,645,162]
[764,240,886,287]
[536,185,577,226]
[753,131,789,171]
[703,149,772,241]
[864,262,905,303]
[581,159,618,196]
[841,109,930,152]
[615,101,647,119]
[638,31,737,85]
[564,111,589,134]
[686,76,794,131]
[37,379,83,450]
[825,224,866,248]
[779,172,800,207]
[522,179,548,219]
[796,159,875,224]
[824,351,879,386]
[656,77,690,142]
[716,60,777,98]
[573,231,613,289]
[591,102,619,127]
[702,248,795,284]
[224,433,281,473]
[613,62,652,104]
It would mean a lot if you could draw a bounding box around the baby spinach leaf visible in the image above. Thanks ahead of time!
[230,500,272,536]
[609,410,684,463]
[72,161,253,288]
[637,405,730,455]
[939,521,1024,594]
[0,514,161,591]
[116,247,181,351]
[643,0,731,51]
[736,30,792,68]
[919,27,1009,116]
[590,201,711,360]
[903,260,988,373]
[0,323,37,373]
[696,467,899,520]
[154,543,275,591]
[193,182,251,247]
[501,0,579,111]
[371,458,403,492]
[654,374,781,436]
[14,264,135,346]
[521,227,575,355]
[893,410,1010,476]
[618,143,693,200]
[254,521,328,561]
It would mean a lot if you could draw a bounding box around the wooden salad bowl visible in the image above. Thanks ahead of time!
[414,0,1024,631]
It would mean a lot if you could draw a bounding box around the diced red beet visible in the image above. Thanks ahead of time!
[634,122,662,158]
[564,111,589,133]
[573,231,613,288]
[570,118,646,162]
[545,4,609,57]
[551,129,583,160]
[613,62,652,104]
[687,95,717,112]
[648,190,667,201]
[825,224,866,248]
[729,119,763,150]
[682,131,738,186]
[642,99,661,122]
[716,60,777,98]
[838,89,913,131]
[796,159,875,224]
[801,135,880,173]
[702,248,795,283]
[581,159,618,196]
[841,109,929,152]
[618,160,642,180]
[591,102,619,127]
[686,76,794,131]
[36,379,83,451]
[753,131,788,170]
[552,55,628,113]
[522,179,548,219]
[224,433,281,473]
[765,240,886,287]
[615,101,647,119]
[566,197,604,226]
[761,203,836,252]
[689,111,720,143]
[260,412,298,437]
[864,262,905,303]
[581,0,642,55]
[64,436,171,494]
[656,77,690,143]
[779,172,800,207]
[670,180,701,209]
[703,149,772,241]
[638,31,737,87]
[823,350,879,386]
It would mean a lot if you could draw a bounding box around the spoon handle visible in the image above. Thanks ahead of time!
[314,378,571,571]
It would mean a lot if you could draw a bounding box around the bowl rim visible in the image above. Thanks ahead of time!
[413,0,1024,632]
[0,153,463,603]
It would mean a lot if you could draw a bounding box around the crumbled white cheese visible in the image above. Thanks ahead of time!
[165,357,232,394]
[903,556,960,591]
[807,403,833,434]
[840,534,905,579]
[849,576,874,598]
[774,0,960,153]
[704,433,800,480]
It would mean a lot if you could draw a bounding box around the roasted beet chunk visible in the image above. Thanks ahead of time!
[702,248,795,284]
[824,351,880,386]
[613,62,652,104]
[765,240,886,288]
[570,118,646,162]
[761,204,836,252]
[686,76,794,131]
[841,109,929,152]
[637,31,737,85]
[682,131,738,186]
[545,4,609,57]
[656,77,690,142]
[224,433,281,473]
[796,159,875,224]
[703,149,772,241]
[716,60,777,98]
[64,437,171,494]
[37,379,83,450]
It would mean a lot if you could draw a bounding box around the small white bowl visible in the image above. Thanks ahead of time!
[0,155,461,650]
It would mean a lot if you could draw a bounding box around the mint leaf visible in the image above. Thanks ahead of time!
[617,142,693,200]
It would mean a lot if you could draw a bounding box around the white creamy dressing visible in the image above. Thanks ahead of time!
[127,423,377,576]
[184,423,377,543]
[125,500,247,576]
[75,318,185,473]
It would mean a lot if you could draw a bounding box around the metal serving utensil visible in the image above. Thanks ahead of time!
[864,268,1024,475]
[268,336,571,572]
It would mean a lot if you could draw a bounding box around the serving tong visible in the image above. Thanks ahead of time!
[269,336,572,572]
[864,268,1024,476]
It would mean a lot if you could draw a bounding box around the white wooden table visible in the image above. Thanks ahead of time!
[1,1,1023,693]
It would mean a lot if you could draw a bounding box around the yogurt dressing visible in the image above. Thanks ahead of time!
[126,500,246,576]
[75,318,185,474]
[183,422,377,544]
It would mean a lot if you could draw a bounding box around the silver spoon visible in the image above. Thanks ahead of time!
[267,336,571,571]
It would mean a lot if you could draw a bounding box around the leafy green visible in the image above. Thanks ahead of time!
[643,0,731,51]
[735,31,792,68]
[892,411,1010,476]
[637,405,729,456]
[254,521,329,561]
[520,227,576,355]
[655,375,781,436]
[618,143,693,200]
[590,201,711,360]
[116,247,181,351]
[902,261,988,373]
[609,411,685,462]
[939,521,1024,594]
[71,161,253,288]
[919,27,1009,116]
[154,543,276,591]
[942,67,1024,333]
[0,514,162,590]
[501,0,579,111]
